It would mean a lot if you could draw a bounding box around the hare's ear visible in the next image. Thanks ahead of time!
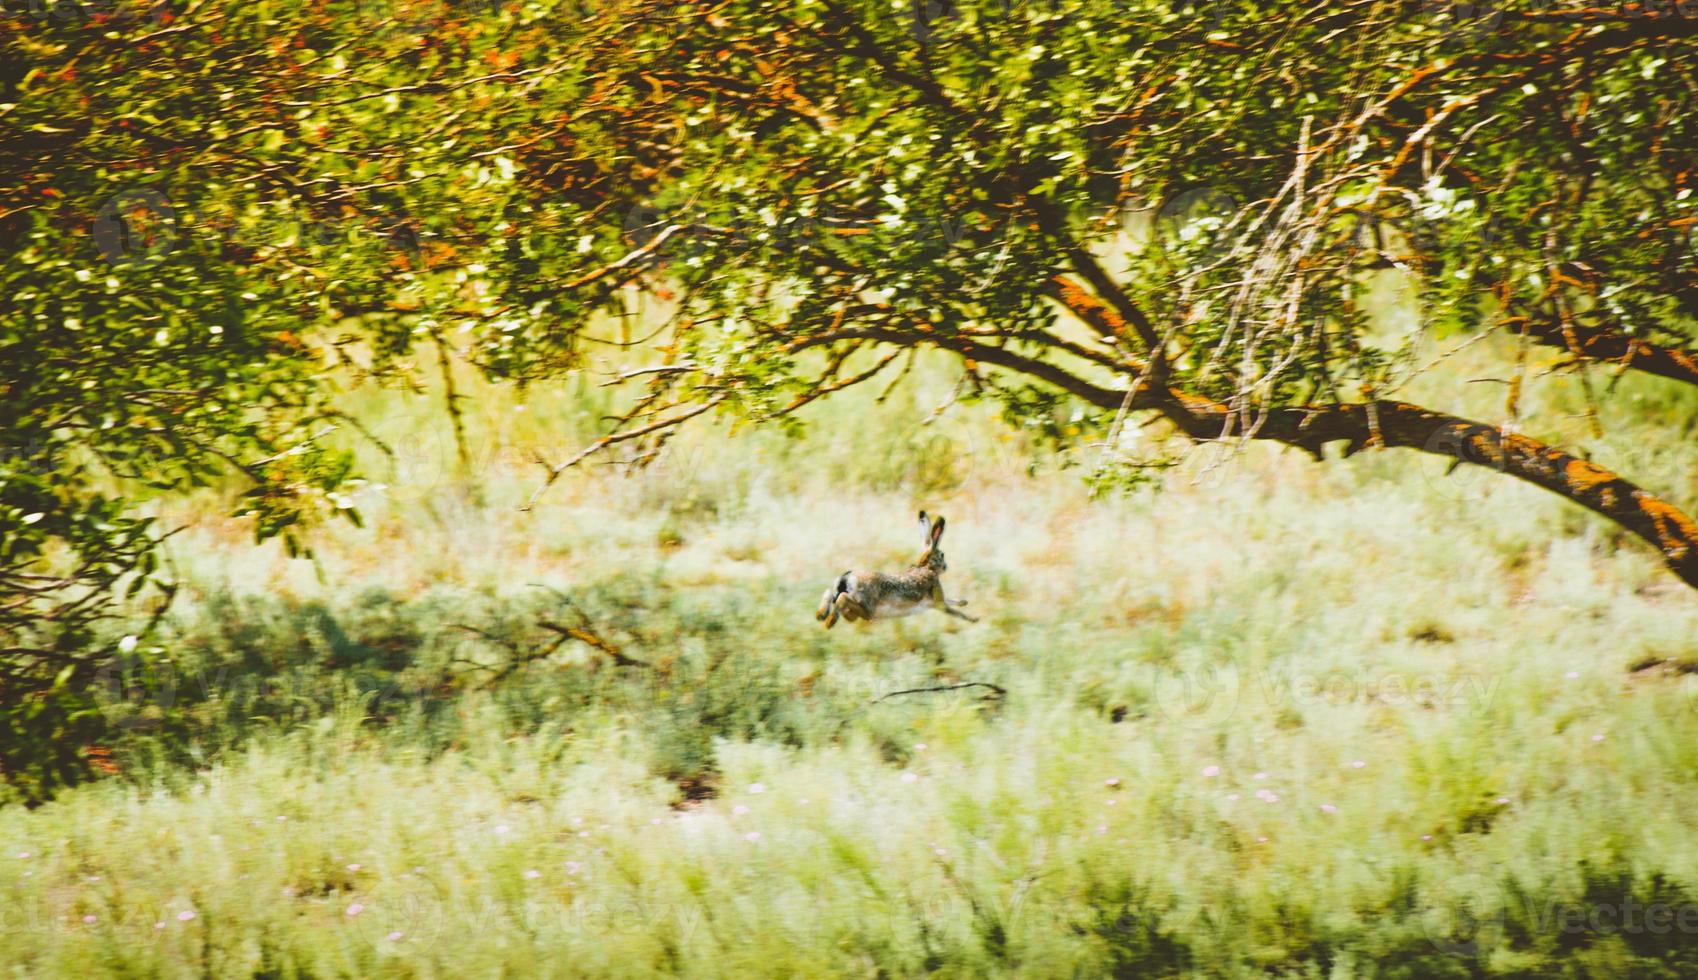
[930,515,946,546]
[918,511,931,542]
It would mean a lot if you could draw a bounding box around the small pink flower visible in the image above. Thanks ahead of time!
[1096,825,1108,835]
[1201,766,1221,778]
[346,863,361,872]
[1256,836,1269,843]
[1255,789,1279,803]
[82,915,97,924]
[1565,670,1580,679]
[1105,798,1117,806]
[745,832,762,842]
[387,931,405,942]
[176,910,196,922]
[153,922,166,930]
[1591,733,1605,742]
[1225,793,1241,801]
[346,903,364,917]
[1420,834,1433,841]
[915,743,928,751]
[1350,760,1366,769]
[564,861,582,875]
[749,783,766,794]
[1496,797,1510,805]
[932,847,947,857]
[1104,777,1122,788]
[1320,804,1338,814]
[732,805,751,816]
[1253,772,1268,780]
[493,824,510,835]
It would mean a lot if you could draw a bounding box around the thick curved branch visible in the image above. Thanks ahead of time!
[1050,276,1698,588]
[1523,317,1698,390]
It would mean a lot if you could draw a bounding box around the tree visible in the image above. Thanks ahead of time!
[0,0,520,800]
[5,0,1698,795]
[477,0,1698,588]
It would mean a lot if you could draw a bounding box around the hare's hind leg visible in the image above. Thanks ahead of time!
[819,573,855,629]
[835,594,871,623]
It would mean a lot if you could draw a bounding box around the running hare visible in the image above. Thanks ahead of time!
[815,512,978,629]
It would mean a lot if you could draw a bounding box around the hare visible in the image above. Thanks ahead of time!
[816,511,978,629]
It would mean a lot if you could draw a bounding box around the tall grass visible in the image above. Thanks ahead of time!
[5,340,1698,976]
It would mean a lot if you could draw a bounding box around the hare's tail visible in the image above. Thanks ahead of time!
[816,571,852,626]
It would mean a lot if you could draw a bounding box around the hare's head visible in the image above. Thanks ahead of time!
[916,511,948,573]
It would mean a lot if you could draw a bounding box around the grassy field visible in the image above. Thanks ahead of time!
[5,346,1698,977]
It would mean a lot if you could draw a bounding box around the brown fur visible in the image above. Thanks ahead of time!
[815,512,978,629]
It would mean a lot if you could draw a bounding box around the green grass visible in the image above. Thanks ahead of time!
[6,345,1698,976]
